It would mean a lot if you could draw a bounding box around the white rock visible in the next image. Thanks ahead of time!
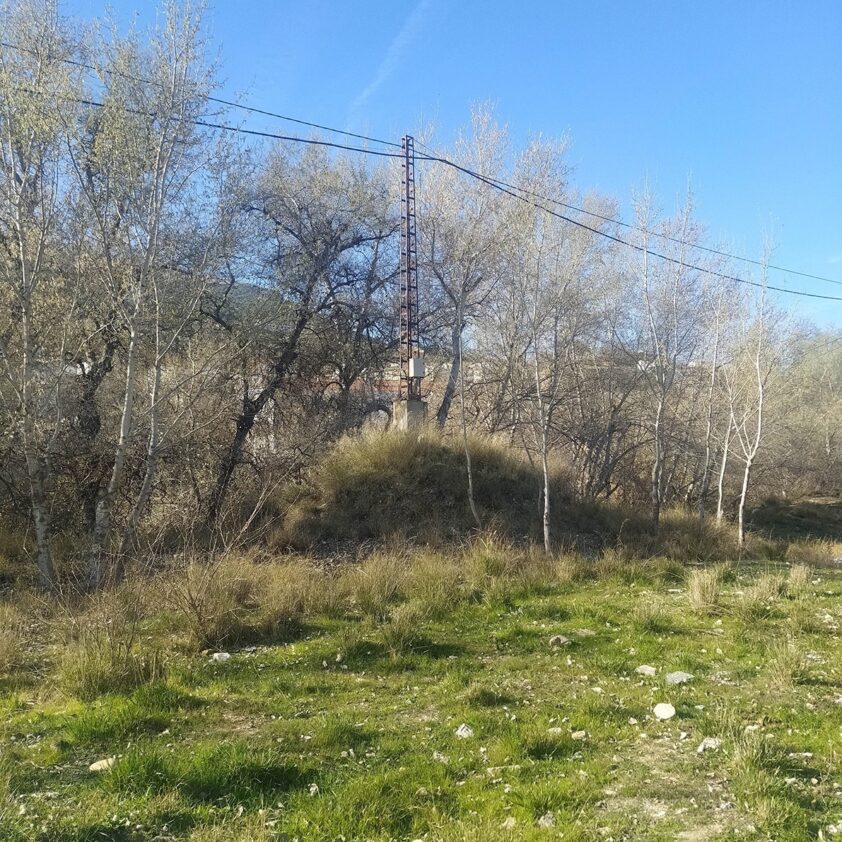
[653,703,676,720]
[665,671,693,685]
[500,816,517,830]
[308,783,319,796]
[571,730,588,741]
[432,750,449,763]
[547,727,563,735]
[635,664,657,677]
[211,652,231,663]
[628,717,638,725]
[455,723,474,739]
[697,737,722,753]
[549,635,571,648]
[537,811,555,828]
[89,757,115,772]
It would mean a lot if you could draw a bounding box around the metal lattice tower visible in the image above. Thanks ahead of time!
[399,135,421,400]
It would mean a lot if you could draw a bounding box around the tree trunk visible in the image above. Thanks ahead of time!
[436,320,462,428]
[716,420,732,525]
[88,325,140,589]
[117,359,163,577]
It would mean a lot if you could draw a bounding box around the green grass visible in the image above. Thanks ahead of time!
[0,559,841,840]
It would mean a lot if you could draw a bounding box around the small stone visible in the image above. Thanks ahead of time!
[573,628,596,637]
[744,724,761,733]
[549,635,571,648]
[571,730,588,741]
[635,664,657,677]
[89,757,116,772]
[308,783,319,796]
[547,727,563,735]
[697,737,722,753]
[654,703,676,720]
[628,717,638,725]
[665,671,693,685]
[591,686,604,694]
[500,816,517,830]
[432,750,449,763]
[537,811,555,828]
[455,723,474,739]
[211,652,231,663]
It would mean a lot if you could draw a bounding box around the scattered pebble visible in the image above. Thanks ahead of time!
[571,730,588,741]
[549,635,571,648]
[89,757,115,772]
[500,816,517,830]
[654,703,676,720]
[455,723,474,739]
[308,783,319,796]
[636,664,657,677]
[537,811,555,828]
[433,750,450,763]
[666,671,693,685]
[697,737,722,753]
[211,652,231,663]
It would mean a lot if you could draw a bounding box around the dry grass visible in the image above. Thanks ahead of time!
[765,637,807,688]
[687,564,729,614]
[57,587,164,700]
[379,600,430,656]
[348,550,408,620]
[734,573,788,622]
[785,538,842,568]
[0,603,23,673]
[787,563,813,598]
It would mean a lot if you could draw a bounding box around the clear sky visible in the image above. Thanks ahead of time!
[64,0,842,325]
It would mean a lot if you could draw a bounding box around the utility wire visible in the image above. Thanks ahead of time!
[7,36,840,289]
[8,77,842,301]
[415,138,842,288]
[422,152,842,302]
[0,38,402,149]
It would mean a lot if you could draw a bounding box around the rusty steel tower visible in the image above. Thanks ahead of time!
[395,134,426,429]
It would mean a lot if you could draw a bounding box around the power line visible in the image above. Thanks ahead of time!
[6,36,840,290]
[8,73,842,302]
[422,152,842,302]
[414,139,842,289]
[0,38,402,150]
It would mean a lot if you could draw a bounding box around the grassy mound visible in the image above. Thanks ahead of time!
[276,429,614,549]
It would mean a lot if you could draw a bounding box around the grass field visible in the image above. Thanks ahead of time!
[1,552,841,841]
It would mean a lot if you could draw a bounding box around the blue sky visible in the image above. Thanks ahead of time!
[65,0,842,324]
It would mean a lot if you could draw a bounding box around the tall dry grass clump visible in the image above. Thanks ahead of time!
[0,603,24,673]
[687,565,727,613]
[57,586,164,700]
[162,554,262,648]
[786,563,812,598]
[347,549,408,620]
[785,538,842,568]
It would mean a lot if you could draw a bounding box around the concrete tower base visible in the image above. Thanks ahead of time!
[393,398,427,431]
